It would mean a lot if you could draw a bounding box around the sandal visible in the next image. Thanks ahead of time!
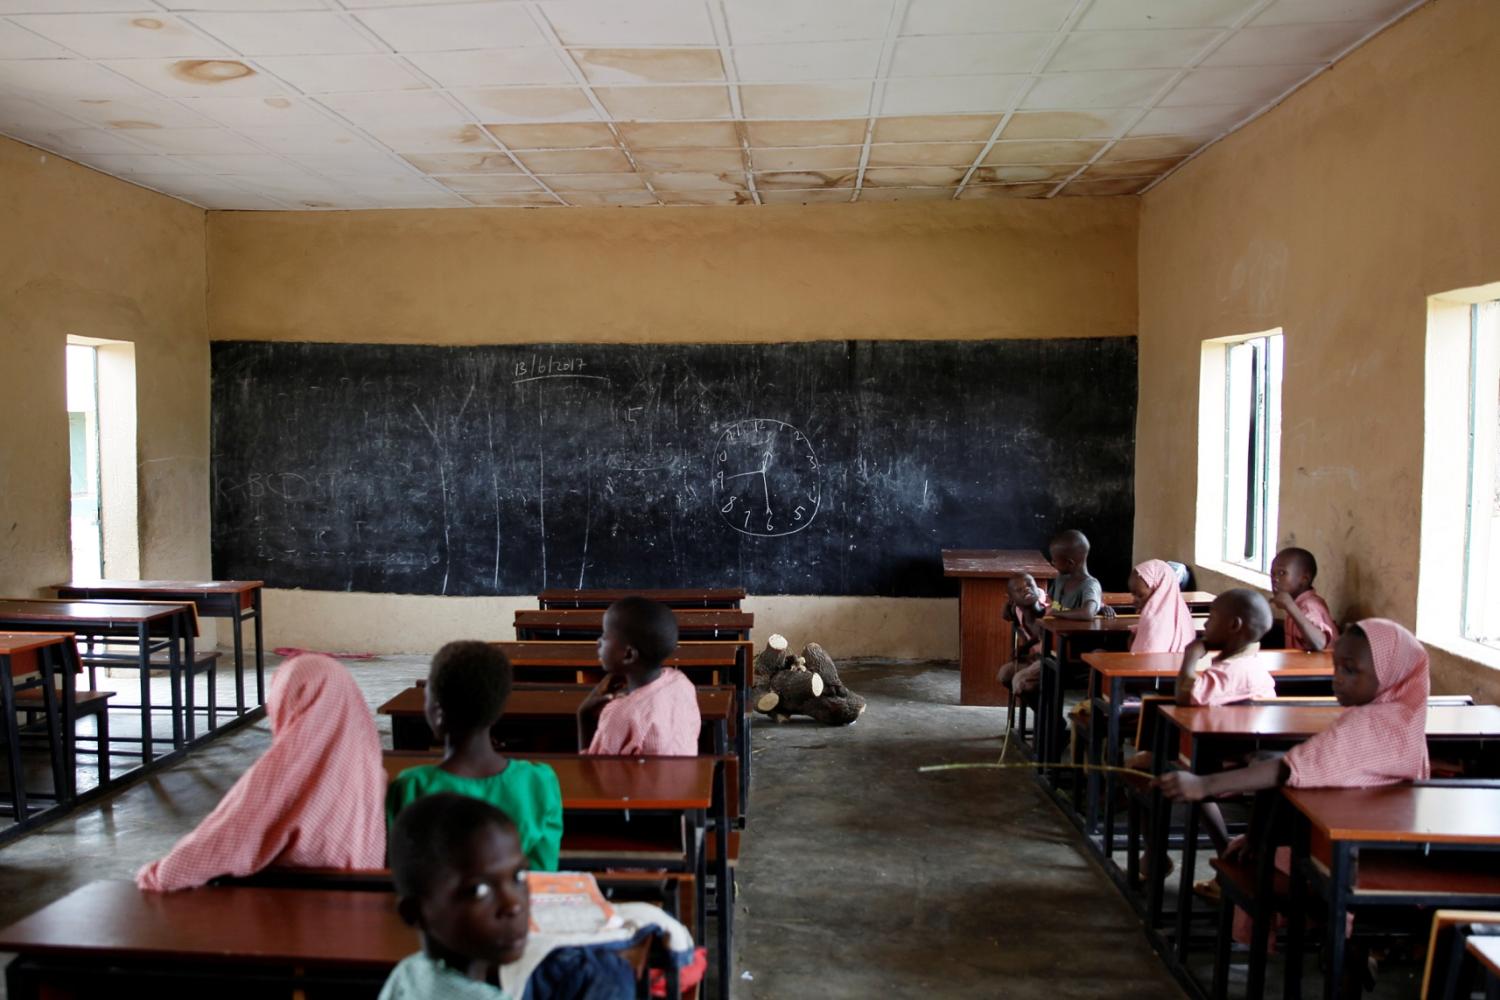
[1193,878,1222,902]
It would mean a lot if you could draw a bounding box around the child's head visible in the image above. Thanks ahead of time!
[426,641,512,741]
[1202,588,1272,649]
[1127,566,1151,604]
[1007,573,1041,607]
[391,793,529,974]
[1330,625,1380,707]
[1270,547,1317,597]
[1048,529,1090,575]
[598,597,679,677]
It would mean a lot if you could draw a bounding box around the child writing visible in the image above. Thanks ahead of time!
[1174,588,1275,706]
[578,597,700,756]
[995,573,1048,695]
[1269,546,1337,652]
[387,641,563,872]
[1129,558,1197,653]
[383,793,529,999]
[137,653,386,891]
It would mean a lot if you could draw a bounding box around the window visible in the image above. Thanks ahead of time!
[1461,301,1499,648]
[66,344,103,580]
[1196,329,1284,580]
[64,336,140,581]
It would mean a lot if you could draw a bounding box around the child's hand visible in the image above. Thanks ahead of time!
[578,674,625,717]
[1097,603,1117,620]
[1271,589,1296,612]
[1155,771,1207,802]
[1221,834,1251,863]
[1182,638,1208,663]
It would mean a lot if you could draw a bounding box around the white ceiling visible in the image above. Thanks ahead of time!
[0,0,1422,210]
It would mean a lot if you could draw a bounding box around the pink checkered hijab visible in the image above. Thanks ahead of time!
[136,653,387,891]
[1284,618,1430,788]
[1129,559,1196,653]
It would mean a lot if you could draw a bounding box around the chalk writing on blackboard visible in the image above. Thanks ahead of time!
[712,419,821,537]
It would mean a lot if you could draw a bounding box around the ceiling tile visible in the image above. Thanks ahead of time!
[453,87,598,123]
[594,85,733,121]
[880,75,1027,115]
[647,171,747,191]
[983,138,1103,164]
[0,0,167,11]
[725,0,894,45]
[562,190,660,206]
[1205,21,1379,66]
[403,151,522,174]
[739,83,871,119]
[857,185,956,201]
[1023,69,1179,108]
[1128,103,1257,133]
[180,95,328,129]
[158,0,328,9]
[1060,175,1153,195]
[754,169,856,189]
[1098,134,1207,160]
[176,153,309,175]
[902,0,1076,35]
[573,48,725,85]
[253,54,429,94]
[11,13,228,59]
[889,34,1052,77]
[51,95,213,129]
[359,122,500,153]
[743,118,866,145]
[75,152,202,175]
[749,145,862,170]
[538,0,717,47]
[119,127,265,154]
[1000,108,1137,139]
[241,123,380,155]
[616,120,740,147]
[355,3,545,51]
[319,90,468,129]
[1161,64,1317,106]
[1084,155,1185,177]
[434,172,544,193]
[11,126,148,154]
[328,174,438,196]
[657,189,749,205]
[290,153,415,177]
[104,58,282,97]
[759,188,854,204]
[871,113,1000,142]
[862,165,968,186]
[0,21,71,59]
[1078,0,1260,30]
[406,49,575,88]
[0,58,154,98]
[179,12,379,57]
[628,147,743,172]
[1047,28,1224,71]
[731,41,883,82]
[541,172,648,191]
[969,162,1076,183]
[515,147,635,173]
[0,95,85,128]
[866,141,982,166]
[485,122,619,149]
[465,191,560,207]
[1253,0,1416,26]
[958,181,1054,198]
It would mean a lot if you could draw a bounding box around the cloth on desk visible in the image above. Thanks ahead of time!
[380,952,513,999]
[1283,588,1337,651]
[1129,559,1197,653]
[136,653,386,892]
[1188,644,1275,706]
[1285,618,1430,788]
[586,668,701,757]
[387,761,563,872]
[507,902,699,999]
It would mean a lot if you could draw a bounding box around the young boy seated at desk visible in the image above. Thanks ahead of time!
[1269,546,1337,652]
[1009,530,1114,698]
[387,641,563,872]
[995,573,1047,695]
[579,597,700,756]
[1174,589,1275,707]
[383,794,530,999]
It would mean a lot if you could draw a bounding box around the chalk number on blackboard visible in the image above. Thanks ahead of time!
[712,419,821,537]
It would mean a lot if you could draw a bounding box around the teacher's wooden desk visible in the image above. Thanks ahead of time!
[940,549,1056,706]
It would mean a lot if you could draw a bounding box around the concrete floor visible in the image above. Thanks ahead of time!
[0,655,1190,998]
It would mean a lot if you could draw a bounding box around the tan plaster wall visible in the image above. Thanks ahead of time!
[0,136,210,601]
[1136,0,1500,702]
[208,198,1138,656]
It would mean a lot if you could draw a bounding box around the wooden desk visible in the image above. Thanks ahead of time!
[515,609,753,642]
[1102,591,1216,612]
[0,633,78,838]
[941,549,1057,706]
[0,599,198,764]
[57,580,265,716]
[378,684,734,758]
[1283,784,1500,1000]
[539,587,746,610]
[1469,935,1500,991]
[0,880,409,997]
[1423,910,1500,1000]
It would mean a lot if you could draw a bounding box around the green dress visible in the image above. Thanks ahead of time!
[386,760,563,872]
[378,952,512,999]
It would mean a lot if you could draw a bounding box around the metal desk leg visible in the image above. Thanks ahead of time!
[714,762,733,1000]
[232,606,247,716]
[1147,720,1171,926]
[0,662,28,823]
[1174,739,1204,963]
[252,588,266,706]
[137,623,154,762]
[1102,677,1123,856]
[1322,843,1353,1000]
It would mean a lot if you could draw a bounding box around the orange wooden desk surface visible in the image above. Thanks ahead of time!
[0,631,76,679]
[0,599,191,626]
[58,579,262,595]
[1084,649,1333,678]
[940,549,1057,579]
[538,587,745,606]
[1046,615,1208,636]
[1102,591,1216,607]
[495,640,747,667]
[1283,784,1500,845]
[1158,703,1500,740]
[379,684,733,722]
[515,609,753,631]
[383,752,717,811]
[0,880,411,967]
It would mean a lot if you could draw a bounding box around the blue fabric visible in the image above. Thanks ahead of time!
[522,945,635,1000]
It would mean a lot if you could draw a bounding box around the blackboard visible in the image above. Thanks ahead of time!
[211,339,1136,597]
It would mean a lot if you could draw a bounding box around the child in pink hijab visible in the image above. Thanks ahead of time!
[1128,559,1197,653]
[137,653,387,892]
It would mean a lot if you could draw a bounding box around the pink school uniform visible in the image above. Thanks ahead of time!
[1285,588,1337,651]
[587,667,701,756]
[1129,559,1197,654]
[1188,644,1276,705]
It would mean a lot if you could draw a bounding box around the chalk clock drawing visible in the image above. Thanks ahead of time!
[712,419,820,537]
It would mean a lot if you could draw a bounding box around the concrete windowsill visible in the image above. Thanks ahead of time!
[1420,634,1500,673]
[1196,559,1272,592]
